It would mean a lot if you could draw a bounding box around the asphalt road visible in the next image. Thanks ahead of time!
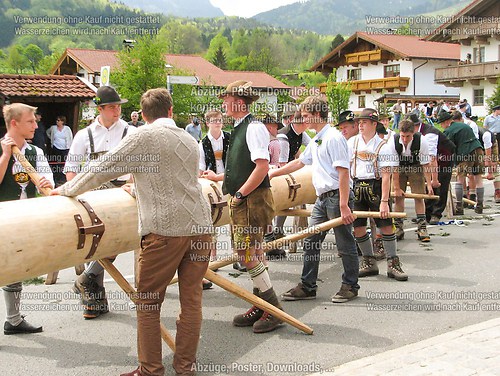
[1,181,499,376]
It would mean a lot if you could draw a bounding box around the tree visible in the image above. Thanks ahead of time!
[112,35,168,111]
[324,69,351,124]
[212,46,227,69]
[158,20,203,54]
[6,45,29,74]
[331,34,344,50]
[24,44,44,74]
[486,78,500,113]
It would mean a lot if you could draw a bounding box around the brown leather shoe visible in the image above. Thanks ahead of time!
[252,312,283,333]
[233,306,264,326]
[120,367,142,376]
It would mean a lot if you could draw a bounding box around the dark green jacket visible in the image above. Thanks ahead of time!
[443,121,482,164]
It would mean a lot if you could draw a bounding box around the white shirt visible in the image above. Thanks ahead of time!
[64,116,138,180]
[47,125,73,150]
[465,119,479,139]
[234,114,270,162]
[277,133,289,163]
[482,130,493,150]
[348,133,399,180]
[198,132,225,174]
[13,142,54,199]
[484,114,500,133]
[416,124,439,157]
[398,135,430,165]
[300,124,350,196]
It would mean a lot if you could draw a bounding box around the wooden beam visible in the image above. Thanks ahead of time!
[469,79,481,86]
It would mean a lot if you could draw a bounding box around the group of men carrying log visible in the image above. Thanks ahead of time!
[1,80,497,376]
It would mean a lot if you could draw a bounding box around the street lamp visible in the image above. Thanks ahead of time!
[165,64,173,94]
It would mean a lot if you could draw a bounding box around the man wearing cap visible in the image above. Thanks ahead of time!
[337,110,359,141]
[270,95,359,303]
[220,80,284,333]
[128,111,144,127]
[349,108,407,281]
[437,110,484,214]
[64,85,138,319]
[406,113,455,225]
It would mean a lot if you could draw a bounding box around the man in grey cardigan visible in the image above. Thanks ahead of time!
[52,88,214,376]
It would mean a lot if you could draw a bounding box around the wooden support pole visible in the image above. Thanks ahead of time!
[391,192,439,200]
[98,259,176,352]
[204,269,314,335]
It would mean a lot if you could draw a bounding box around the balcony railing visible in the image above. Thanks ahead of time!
[435,61,500,84]
[345,50,391,66]
[320,77,410,93]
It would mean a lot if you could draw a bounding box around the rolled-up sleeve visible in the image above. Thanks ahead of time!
[246,121,270,162]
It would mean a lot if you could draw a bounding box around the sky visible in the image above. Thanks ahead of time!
[209,0,303,18]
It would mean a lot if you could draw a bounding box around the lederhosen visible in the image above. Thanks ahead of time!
[87,125,129,188]
[201,131,230,173]
[350,136,392,228]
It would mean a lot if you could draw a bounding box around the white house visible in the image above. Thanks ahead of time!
[426,0,500,117]
[310,32,461,112]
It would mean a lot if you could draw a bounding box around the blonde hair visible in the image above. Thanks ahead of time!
[3,103,37,129]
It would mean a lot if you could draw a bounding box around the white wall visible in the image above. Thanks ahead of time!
[461,36,500,62]
[337,58,460,111]
[460,82,496,117]
[412,59,461,96]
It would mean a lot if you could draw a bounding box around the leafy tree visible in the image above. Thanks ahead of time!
[6,45,29,73]
[486,78,500,113]
[112,35,168,111]
[158,20,203,54]
[331,34,344,50]
[205,33,230,67]
[24,43,43,73]
[324,69,351,124]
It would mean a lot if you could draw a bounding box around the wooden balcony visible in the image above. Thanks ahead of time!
[320,77,410,94]
[345,50,391,66]
[435,61,500,87]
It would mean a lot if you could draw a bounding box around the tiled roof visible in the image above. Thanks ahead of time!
[0,74,96,98]
[52,48,289,89]
[425,0,497,41]
[357,32,460,60]
[310,32,460,71]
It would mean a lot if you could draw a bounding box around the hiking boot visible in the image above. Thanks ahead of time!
[233,288,263,327]
[417,219,430,242]
[253,312,283,333]
[387,256,408,281]
[455,202,464,216]
[73,273,108,319]
[475,201,483,214]
[394,218,405,240]
[281,283,316,301]
[495,189,500,204]
[373,237,386,260]
[359,256,379,277]
[331,284,358,303]
[429,216,440,225]
[253,288,283,333]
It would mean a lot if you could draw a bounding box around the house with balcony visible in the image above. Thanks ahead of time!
[425,0,500,117]
[310,32,461,112]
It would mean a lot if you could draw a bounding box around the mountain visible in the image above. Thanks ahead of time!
[113,0,223,18]
[252,0,472,35]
